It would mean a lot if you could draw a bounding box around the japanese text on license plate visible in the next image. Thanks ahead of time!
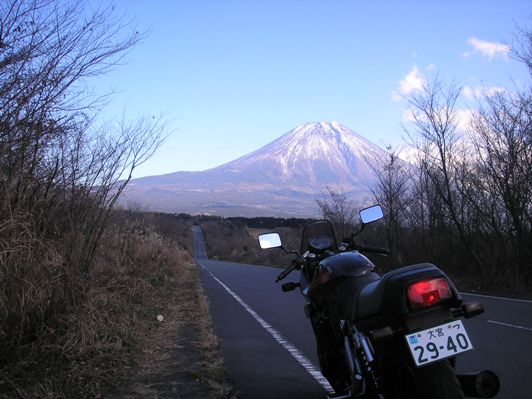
[405,320,473,367]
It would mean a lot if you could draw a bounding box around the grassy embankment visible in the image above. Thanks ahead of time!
[0,212,231,398]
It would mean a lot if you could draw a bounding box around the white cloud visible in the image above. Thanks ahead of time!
[398,108,476,164]
[402,107,418,123]
[466,37,510,60]
[462,85,506,100]
[402,105,473,134]
[397,146,421,164]
[456,109,474,132]
[391,66,426,102]
[462,86,475,99]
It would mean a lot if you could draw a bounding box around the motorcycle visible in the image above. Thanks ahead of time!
[258,205,499,399]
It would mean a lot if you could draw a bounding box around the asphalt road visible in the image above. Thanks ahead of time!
[193,227,532,399]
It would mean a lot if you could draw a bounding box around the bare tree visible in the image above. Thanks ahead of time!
[471,89,532,281]
[368,146,410,264]
[0,0,145,221]
[511,22,532,76]
[0,0,166,350]
[364,24,532,288]
[54,116,166,277]
[316,186,359,239]
[404,76,484,279]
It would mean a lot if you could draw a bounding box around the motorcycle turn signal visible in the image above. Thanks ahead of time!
[452,301,485,319]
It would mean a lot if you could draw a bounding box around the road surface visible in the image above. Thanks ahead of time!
[194,227,532,398]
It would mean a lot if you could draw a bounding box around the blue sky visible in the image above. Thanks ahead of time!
[92,1,531,178]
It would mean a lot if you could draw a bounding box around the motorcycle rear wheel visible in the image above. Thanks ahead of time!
[388,360,464,399]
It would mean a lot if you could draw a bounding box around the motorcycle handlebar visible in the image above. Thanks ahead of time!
[275,257,305,282]
[275,264,296,282]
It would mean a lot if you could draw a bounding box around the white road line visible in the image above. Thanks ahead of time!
[487,320,532,332]
[199,261,335,395]
[462,292,532,304]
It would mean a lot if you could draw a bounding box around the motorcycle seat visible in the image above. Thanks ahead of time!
[353,263,441,321]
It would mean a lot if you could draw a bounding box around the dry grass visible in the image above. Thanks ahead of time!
[0,214,232,398]
[201,219,302,267]
[0,216,64,355]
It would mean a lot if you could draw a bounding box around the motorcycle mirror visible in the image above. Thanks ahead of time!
[359,205,384,225]
[258,232,282,249]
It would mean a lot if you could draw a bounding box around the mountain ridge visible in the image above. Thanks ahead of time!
[120,122,387,217]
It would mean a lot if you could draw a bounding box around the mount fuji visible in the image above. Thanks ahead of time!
[120,122,389,217]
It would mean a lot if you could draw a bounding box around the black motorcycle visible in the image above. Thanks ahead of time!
[258,205,499,399]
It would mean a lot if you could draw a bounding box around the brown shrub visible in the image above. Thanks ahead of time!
[0,215,195,398]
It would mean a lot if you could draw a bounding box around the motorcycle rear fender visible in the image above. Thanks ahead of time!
[354,263,462,329]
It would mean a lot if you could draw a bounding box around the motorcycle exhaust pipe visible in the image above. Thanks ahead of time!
[457,370,499,398]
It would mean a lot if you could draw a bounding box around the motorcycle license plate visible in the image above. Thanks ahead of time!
[405,320,473,367]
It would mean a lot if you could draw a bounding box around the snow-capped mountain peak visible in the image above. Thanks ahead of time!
[219,121,386,188]
[121,122,388,216]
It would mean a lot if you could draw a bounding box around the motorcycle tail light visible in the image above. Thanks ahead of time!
[407,278,452,309]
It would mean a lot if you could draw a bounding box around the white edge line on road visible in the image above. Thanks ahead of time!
[487,320,532,332]
[198,261,335,395]
[461,292,532,304]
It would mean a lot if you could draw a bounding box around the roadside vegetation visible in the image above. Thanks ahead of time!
[200,211,532,300]
[201,216,314,267]
[0,1,230,397]
[1,207,233,397]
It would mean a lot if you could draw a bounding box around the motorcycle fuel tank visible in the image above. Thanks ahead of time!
[319,251,375,277]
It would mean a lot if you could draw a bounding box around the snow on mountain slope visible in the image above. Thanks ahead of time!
[215,121,386,188]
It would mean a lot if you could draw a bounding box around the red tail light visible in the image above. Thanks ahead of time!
[407,278,452,309]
